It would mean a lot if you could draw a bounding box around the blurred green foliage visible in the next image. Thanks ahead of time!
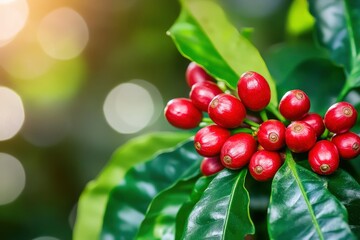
[2,0,359,239]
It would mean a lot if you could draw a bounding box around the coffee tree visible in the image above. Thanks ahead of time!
[73,0,360,239]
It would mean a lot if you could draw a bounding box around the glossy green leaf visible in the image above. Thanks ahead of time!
[277,58,345,115]
[100,140,201,240]
[181,169,255,239]
[268,150,355,240]
[135,162,201,240]
[168,0,278,106]
[308,0,360,75]
[175,175,215,240]
[325,169,360,237]
[73,132,192,240]
[265,42,328,86]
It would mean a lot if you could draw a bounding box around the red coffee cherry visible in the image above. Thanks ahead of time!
[220,133,257,170]
[208,93,246,128]
[300,113,325,137]
[194,125,231,157]
[279,89,310,120]
[332,132,360,160]
[200,156,224,176]
[249,150,282,181]
[185,62,214,87]
[257,119,286,151]
[324,101,357,134]
[164,98,202,129]
[285,121,317,153]
[189,81,223,112]
[308,140,339,175]
[237,71,271,111]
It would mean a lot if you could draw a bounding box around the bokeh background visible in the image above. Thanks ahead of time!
[0,0,305,239]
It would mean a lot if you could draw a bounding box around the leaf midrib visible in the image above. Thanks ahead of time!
[221,170,243,240]
[286,151,325,240]
[343,0,358,70]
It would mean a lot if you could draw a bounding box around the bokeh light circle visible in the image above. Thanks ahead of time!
[0,0,28,45]
[37,7,89,60]
[0,153,26,205]
[103,82,155,134]
[130,79,164,125]
[0,87,25,141]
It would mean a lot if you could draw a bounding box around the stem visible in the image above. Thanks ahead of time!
[336,83,350,102]
[217,81,228,92]
[199,122,211,127]
[260,110,268,122]
[201,117,214,123]
[231,127,253,135]
[320,128,330,140]
[266,103,286,123]
[243,118,260,128]
[199,117,214,127]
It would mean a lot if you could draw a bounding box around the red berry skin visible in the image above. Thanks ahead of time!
[164,98,202,129]
[257,119,286,151]
[237,71,271,111]
[194,125,231,157]
[300,113,325,137]
[324,102,358,134]
[279,89,310,120]
[185,62,214,87]
[332,132,360,160]
[249,150,282,181]
[308,140,339,175]
[285,121,317,153]
[200,156,225,176]
[189,81,223,112]
[208,93,246,128]
[220,133,257,170]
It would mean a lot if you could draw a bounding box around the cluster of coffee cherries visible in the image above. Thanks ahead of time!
[164,62,360,181]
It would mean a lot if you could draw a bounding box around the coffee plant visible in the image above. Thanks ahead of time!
[73,0,360,239]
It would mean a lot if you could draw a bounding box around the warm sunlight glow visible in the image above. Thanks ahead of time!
[0,0,16,3]
[37,7,89,60]
[0,0,28,46]
[0,43,54,80]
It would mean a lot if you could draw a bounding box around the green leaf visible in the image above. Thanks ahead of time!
[175,175,215,240]
[168,0,278,106]
[265,42,328,86]
[135,162,201,240]
[73,132,192,240]
[277,58,345,115]
[286,0,315,36]
[308,0,360,74]
[100,140,201,240]
[268,150,355,240]
[325,169,360,237]
[182,169,255,239]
